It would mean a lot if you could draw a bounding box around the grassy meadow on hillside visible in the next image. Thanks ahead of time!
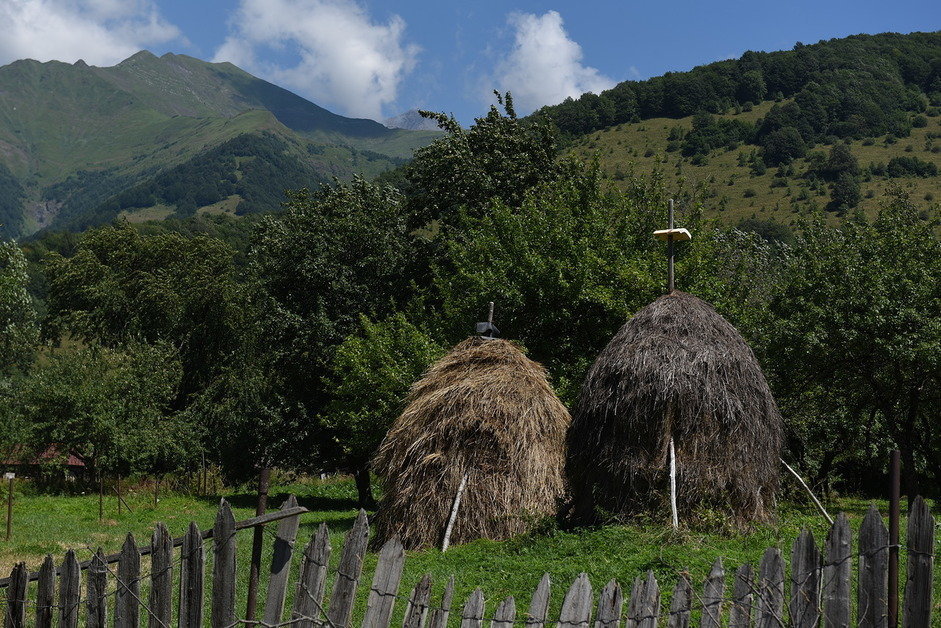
[568,101,941,226]
[2,476,938,623]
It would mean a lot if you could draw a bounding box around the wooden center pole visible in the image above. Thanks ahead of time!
[667,199,675,293]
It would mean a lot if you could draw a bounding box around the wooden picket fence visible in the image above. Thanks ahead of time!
[1,495,936,628]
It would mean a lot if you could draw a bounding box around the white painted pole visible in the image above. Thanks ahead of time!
[669,438,679,529]
[441,472,469,552]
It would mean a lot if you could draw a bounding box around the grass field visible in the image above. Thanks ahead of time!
[1,477,937,623]
[567,101,941,227]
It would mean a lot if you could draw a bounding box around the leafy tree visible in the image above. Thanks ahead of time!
[403,92,559,226]
[821,143,860,180]
[435,162,666,401]
[322,314,444,505]
[43,223,244,402]
[0,241,39,376]
[11,342,191,478]
[250,177,418,502]
[829,172,861,211]
[761,126,807,165]
[763,194,940,495]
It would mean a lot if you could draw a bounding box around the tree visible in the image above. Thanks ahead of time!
[761,126,807,165]
[0,241,38,376]
[322,314,443,506]
[763,194,940,496]
[829,172,861,211]
[11,342,191,478]
[822,143,860,180]
[435,162,667,401]
[250,177,419,503]
[44,223,244,402]
[403,92,559,226]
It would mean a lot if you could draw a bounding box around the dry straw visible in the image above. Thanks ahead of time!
[372,336,570,549]
[568,290,782,523]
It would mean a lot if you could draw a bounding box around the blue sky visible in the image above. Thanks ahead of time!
[0,0,938,124]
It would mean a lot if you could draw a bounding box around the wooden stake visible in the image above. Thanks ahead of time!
[781,458,833,524]
[5,474,13,541]
[441,473,469,552]
[669,439,678,529]
[487,301,494,325]
[667,199,675,293]
[246,466,272,621]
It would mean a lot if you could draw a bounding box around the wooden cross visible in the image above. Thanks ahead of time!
[653,199,691,293]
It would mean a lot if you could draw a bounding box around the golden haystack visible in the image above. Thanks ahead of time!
[372,336,570,549]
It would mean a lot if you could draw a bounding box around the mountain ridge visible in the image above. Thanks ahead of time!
[0,51,440,237]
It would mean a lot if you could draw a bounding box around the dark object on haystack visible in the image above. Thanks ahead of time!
[567,290,782,524]
[372,336,569,549]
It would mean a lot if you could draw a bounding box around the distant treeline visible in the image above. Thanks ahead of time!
[539,32,941,156]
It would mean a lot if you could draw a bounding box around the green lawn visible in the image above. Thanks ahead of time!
[1,477,936,624]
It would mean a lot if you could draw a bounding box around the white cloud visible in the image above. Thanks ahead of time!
[495,11,615,113]
[0,0,182,66]
[213,0,419,121]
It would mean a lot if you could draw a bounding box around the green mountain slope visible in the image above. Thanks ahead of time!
[0,51,440,238]
[542,31,941,227]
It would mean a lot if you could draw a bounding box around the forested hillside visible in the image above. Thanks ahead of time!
[538,31,941,225]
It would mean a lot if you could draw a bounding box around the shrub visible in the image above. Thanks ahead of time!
[912,115,928,128]
[743,188,757,198]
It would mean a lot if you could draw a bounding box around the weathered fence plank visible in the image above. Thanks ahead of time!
[460,588,485,628]
[116,533,141,628]
[179,522,204,628]
[492,596,516,628]
[292,522,332,628]
[636,571,658,628]
[211,500,237,628]
[823,513,851,628]
[729,563,753,628]
[902,496,934,628]
[362,537,406,628]
[3,562,26,628]
[34,556,55,628]
[625,576,642,628]
[558,573,592,628]
[150,523,173,628]
[756,548,784,628]
[402,574,433,628]
[666,574,691,628]
[327,509,370,628]
[86,550,107,628]
[263,496,302,626]
[527,574,551,628]
[701,558,725,628]
[594,579,622,628]
[58,550,80,628]
[790,529,821,628]
[428,575,455,628]
[857,505,888,628]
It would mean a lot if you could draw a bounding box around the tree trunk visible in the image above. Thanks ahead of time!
[355,467,376,509]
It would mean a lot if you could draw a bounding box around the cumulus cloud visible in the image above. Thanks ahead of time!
[495,11,615,113]
[213,0,419,120]
[0,0,182,66]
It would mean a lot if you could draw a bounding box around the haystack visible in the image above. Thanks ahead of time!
[372,336,570,549]
[568,290,781,523]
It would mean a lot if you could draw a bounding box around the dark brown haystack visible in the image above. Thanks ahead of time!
[568,290,782,523]
[372,336,570,549]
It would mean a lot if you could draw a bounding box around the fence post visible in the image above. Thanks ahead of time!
[34,556,55,628]
[292,522,332,628]
[115,533,141,628]
[3,562,26,628]
[86,550,107,628]
[179,522,205,628]
[558,573,592,628]
[823,513,851,628]
[263,496,302,625]
[756,548,784,628]
[902,496,934,627]
[149,523,173,628]
[326,509,369,628]
[858,505,888,628]
[790,529,821,628]
[58,550,80,628]
[211,500,237,628]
